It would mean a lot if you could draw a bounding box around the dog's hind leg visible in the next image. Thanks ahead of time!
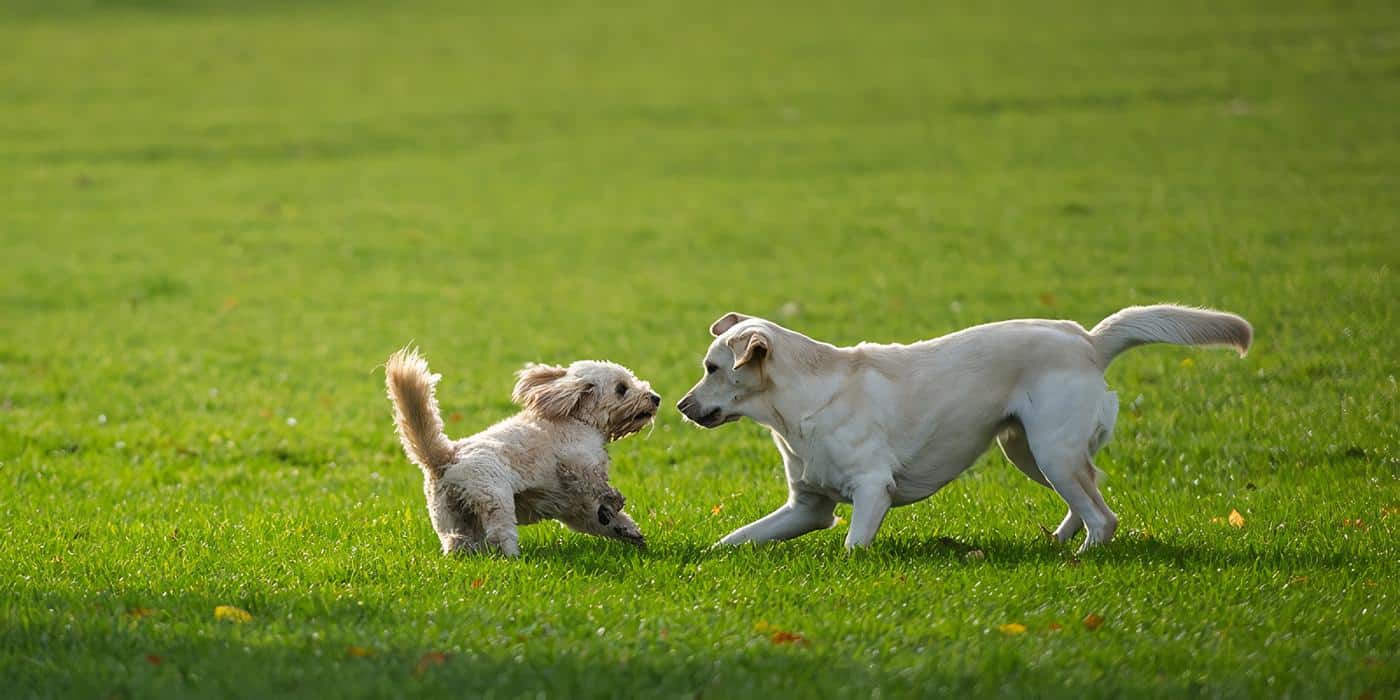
[426,482,479,554]
[470,489,521,557]
[1018,378,1119,554]
[998,421,1082,543]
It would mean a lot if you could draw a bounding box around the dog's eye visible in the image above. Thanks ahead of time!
[705,362,718,375]
[615,382,627,397]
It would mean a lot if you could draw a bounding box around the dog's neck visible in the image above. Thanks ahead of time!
[744,340,853,439]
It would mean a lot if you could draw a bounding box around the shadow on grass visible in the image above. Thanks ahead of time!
[517,528,1379,577]
[0,592,1202,699]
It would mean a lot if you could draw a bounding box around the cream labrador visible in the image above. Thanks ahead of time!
[677,305,1251,553]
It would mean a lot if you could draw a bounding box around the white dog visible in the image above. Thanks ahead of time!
[385,347,659,556]
[677,305,1251,553]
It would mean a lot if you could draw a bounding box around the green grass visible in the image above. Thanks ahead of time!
[2,0,1397,697]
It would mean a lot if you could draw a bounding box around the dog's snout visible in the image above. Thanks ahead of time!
[676,394,695,413]
[648,392,661,407]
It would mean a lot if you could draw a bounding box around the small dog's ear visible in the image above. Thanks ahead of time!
[729,330,770,369]
[710,312,752,337]
[513,364,590,419]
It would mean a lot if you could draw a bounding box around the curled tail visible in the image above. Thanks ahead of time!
[385,346,455,477]
[1090,304,1253,369]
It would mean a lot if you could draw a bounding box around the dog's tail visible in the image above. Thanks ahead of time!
[1089,304,1252,369]
[385,346,456,477]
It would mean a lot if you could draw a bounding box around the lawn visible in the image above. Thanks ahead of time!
[1,0,1397,697]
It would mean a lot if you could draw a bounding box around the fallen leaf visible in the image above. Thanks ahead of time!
[1228,509,1245,528]
[1048,622,1064,632]
[1381,505,1398,519]
[126,607,157,620]
[998,623,1027,636]
[1342,518,1367,529]
[711,504,723,515]
[470,578,484,589]
[770,630,807,645]
[1038,292,1057,307]
[1180,357,1195,369]
[347,646,373,658]
[1358,691,1375,700]
[448,412,463,423]
[1083,614,1105,630]
[415,652,448,675]
[213,605,252,623]
[145,654,162,666]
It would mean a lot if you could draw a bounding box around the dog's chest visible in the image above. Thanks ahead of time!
[781,422,877,495]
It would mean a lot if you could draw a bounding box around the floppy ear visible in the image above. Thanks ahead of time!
[729,330,770,369]
[512,364,590,419]
[710,312,752,337]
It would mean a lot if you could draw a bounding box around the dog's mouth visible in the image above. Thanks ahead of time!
[692,407,726,428]
[632,409,655,422]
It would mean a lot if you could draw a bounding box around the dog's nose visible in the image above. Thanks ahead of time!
[648,392,661,407]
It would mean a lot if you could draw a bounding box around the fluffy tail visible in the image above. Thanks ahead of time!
[1089,304,1253,369]
[385,346,456,477]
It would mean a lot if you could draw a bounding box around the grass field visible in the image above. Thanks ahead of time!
[2,0,1398,697]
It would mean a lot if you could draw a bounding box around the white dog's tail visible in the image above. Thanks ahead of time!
[1089,305,1253,369]
[385,346,455,477]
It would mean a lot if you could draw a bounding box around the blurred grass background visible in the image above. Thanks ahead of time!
[0,0,1396,697]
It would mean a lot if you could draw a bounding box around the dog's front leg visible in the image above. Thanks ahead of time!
[844,477,894,550]
[718,490,836,546]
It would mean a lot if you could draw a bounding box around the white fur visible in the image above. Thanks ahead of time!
[677,305,1251,553]
[386,347,660,556]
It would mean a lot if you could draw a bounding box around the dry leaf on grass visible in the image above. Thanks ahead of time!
[998,623,1027,636]
[347,646,373,658]
[415,652,449,675]
[213,605,251,623]
[145,654,163,666]
[470,578,484,589]
[1228,509,1245,528]
[126,607,157,620]
[1083,614,1105,630]
[755,621,808,646]
[711,504,723,515]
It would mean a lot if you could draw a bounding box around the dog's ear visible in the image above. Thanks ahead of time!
[512,364,591,419]
[710,312,752,337]
[729,329,770,369]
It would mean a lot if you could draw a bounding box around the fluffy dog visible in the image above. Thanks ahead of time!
[677,305,1252,553]
[385,347,659,556]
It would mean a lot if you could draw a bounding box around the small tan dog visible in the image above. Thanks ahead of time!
[385,347,658,556]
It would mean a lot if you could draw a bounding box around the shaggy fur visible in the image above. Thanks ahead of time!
[677,304,1252,554]
[385,347,659,556]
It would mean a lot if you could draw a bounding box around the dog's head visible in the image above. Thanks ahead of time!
[676,312,776,428]
[513,361,661,440]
